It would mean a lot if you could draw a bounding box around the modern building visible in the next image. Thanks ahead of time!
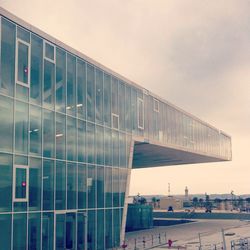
[0,7,232,250]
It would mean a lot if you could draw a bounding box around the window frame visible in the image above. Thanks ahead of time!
[43,40,55,63]
[137,97,144,129]
[13,165,29,202]
[112,113,119,130]
[15,38,31,87]
[153,98,159,112]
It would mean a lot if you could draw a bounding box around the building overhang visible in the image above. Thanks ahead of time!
[132,138,229,169]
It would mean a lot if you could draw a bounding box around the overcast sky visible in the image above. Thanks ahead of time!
[2,0,249,195]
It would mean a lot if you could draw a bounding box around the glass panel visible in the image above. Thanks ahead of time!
[77,59,86,119]
[1,18,15,96]
[28,213,41,250]
[119,133,126,168]
[0,95,13,152]
[78,164,86,209]
[13,213,27,250]
[78,120,86,163]
[42,212,54,250]
[15,101,28,154]
[104,73,111,127]
[87,64,95,121]
[87,210,96,250]
[87,123,95,163]
[43,60,55,109]
[87,164,96,209]
[30,105,42,155]
[113,168,119,207]
[29,158,41,211]
[112,131,119,167]
[67,54,76,116]
[66,213,76,250]
[43,159,54,210]
[15,168,27,199]
[56,161,66,210]
[97,166,104,208]
[125,85,131,132]
[112,77,118,115]
[96,69,103,124]
[67,117,77,161]
[113,209,120,247]
[45,42,54,61]
[105,167,112,208]
[67,163,77,209]
[96,125,104,165]
[97,210,104,250]
[119,81,125,131]
[77,213,87,250]
[56,214,65,250]
[0,153,12,212]
[138,98,144,129]
[56,48,66,112]
[104,128,112,166]
[17,41,29,84]
[131,88,137,132]
[17,26,30,43]
[43,110,55,158]
[0,214,11,250]
[16,82,29,102]
[56,113,66,159]
[31,34,43,104]
[105,209,112,249]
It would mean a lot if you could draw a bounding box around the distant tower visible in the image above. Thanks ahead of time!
[185,186,189,200]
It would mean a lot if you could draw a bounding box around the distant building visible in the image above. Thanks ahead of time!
[159,196,183,210]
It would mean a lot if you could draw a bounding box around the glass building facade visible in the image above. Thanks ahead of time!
[0,8,231,250]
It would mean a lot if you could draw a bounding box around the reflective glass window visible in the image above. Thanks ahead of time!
[43,159,54,210]
[87,64,95,121]
[104,128,112,166]
[131,88,137,132]
[119,133,126,168]
[77,213,87,250]
[112,77,118,115]
[67,116,77,161]
[0,153,12,212]
[138,98,144,129]
[15,101,28,154]
[87,210,96,250]
[17,40,30,85]
[43,60,55,109]
[87,123,95,163]
[42,212,54,250]
[45,42,55,61]
[13,213,27,250]
[113,168,119,207]
[56,113,66,160]
[104,73,111,127]
[30,105,42,155]
[96,125,104,165]
[28,213,41,250]
[30,34,43,104]
[96,69,103,124]
[66,213,76,250]
[105,167,112,208]
[113,209,120,247]
[97,166,104,208]
[67,54,76,116]
[29,158,41,211]
[56,48,66,112]
[78,120,86,163]
[0,95,13,152]
[43,110,55,158]
[112,131,119,167]
[55,214,65,250]
[105,209,112,249]
[87,164,96,209]
[97,210,104,250]
[78,164,86,209]
[17,26,30,43]
[67,163,77,209]
[56,161,66,210]
[1,18,15,96]
[125,85,131,132]
[119,82,125,131]
[77,59,86,119]
[0,214,11,250]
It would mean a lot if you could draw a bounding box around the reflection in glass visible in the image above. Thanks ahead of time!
[105,209,112,249]
[105,167,112,208]
[87,64,95,121]
[87,123,95,163]
[13,213,27,250]
[67,54,76,116]
[97,210,104,250]
[104,73,111,127]
[42,212,54,250]
[1,18,15,96]
[0,153,12,212]
[28,213,41,250]
[56,113,66,159]
[87,164,96,209]
[97,166,104,208]
[0,214,11,250]
[96,69,103,124]
[30,34,43,104]
[78,120,86,163]
[0,95,13,152]
[67,163,77,209]
[15,101,28,154]
[87,210,96,250]
[43,159,54,210]
[78,164,86,209]
[17,41,29,84]
[77,59,86,119]
[56,161,66,210]
[67,117,77,161]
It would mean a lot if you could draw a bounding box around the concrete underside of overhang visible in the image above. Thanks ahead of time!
[132,141,226,169]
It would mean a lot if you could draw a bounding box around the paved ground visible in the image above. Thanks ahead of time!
[123,220,250,250]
